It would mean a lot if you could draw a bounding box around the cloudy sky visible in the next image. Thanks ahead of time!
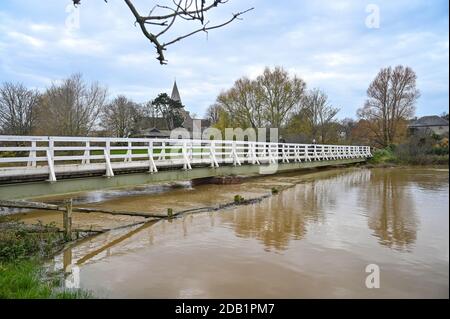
[0,0,448,119]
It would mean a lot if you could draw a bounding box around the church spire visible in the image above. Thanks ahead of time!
[171,80,181,103]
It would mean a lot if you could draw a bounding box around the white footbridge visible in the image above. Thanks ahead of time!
[0,135,372,183]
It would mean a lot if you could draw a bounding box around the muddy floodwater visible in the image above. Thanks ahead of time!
[9,167,449,298]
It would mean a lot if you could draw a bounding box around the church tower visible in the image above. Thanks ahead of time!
[171,80,191,128]
[171,80,181,104]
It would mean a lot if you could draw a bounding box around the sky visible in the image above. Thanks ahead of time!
[0,0,448,119]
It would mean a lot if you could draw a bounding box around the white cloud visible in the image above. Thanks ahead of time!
[29,23,55,33]
[57,36,107,55]
[7,31,46,48]
[313,53,361,67]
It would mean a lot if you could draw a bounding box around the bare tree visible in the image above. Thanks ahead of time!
[73,1,253,64]
[301,88,340,143]
[101,95,142,137]
[36,74,107,136]
[340,117,357,143]
[0,82,40,135]
[216,67,306,129]
[205,103,222,125]
[257,66,306,128]
[357,65,420,147]
[216,77,264,129]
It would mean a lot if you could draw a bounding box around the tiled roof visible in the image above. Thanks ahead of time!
[409,115,449,127]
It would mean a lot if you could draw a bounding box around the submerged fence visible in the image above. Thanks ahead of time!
[0,135,372,182]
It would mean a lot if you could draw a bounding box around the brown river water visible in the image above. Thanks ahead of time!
[8,167,450,298]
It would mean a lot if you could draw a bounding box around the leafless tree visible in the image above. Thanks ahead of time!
[205,103,222,125]
[216,77,264,129]
[36,74,107,136]
[73,0,253,64]
[101,95,143,137]
[301,88,340,143]
[357,65,420,147]
[0,82,40,135]
[216,67,306,129]
[340,117,357,142]
[257,66,306,128]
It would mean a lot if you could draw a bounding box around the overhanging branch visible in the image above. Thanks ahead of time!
[73,0,253,65]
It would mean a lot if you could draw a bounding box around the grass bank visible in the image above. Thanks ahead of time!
[368,145,449,167]
[0,220,92,299]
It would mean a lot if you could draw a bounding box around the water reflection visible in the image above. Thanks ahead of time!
[43,182,193,207]
[221,169,372,251]
[0,182,192,216]
[361,169,419,250]
[221,187,322,251]
[63,249,80,289]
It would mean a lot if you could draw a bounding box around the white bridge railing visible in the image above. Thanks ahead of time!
[0,135,372,182]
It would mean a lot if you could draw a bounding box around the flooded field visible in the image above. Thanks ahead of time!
[5,167,449,298]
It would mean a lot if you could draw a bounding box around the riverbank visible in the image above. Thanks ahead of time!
[0,220,92,299]
[366,146,448,167]
[366,133,449,167]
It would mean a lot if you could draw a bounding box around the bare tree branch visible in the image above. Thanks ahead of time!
[74,0,253,65]
[163,8,253,47]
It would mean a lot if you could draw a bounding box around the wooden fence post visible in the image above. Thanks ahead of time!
[63,199,73,240]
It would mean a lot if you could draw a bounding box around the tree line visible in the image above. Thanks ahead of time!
[1,65,426,147]
[0,74,184,138]
[205,65,423,147]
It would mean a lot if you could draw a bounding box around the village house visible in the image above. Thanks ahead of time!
[408,115,449,136]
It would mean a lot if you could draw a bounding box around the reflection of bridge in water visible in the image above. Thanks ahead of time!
[0,135,371,199]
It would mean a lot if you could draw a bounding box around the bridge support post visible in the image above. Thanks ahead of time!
[304,145,311,162]
[46,138,57,182]
[104,146,114,177]
[268,145,276,164]
[248,143,259,165]
[321,146,328,160]
[282,144,289,163]
[231,142,241,166]
[46,150,57,182]
[293,145,299,163]
[27,141,36,167]
[210,142,219,168]
[148,141,158,173]
[125,141,132,162]
[82,141,90,164]
[158,142,166,161]
[182,141,192,170]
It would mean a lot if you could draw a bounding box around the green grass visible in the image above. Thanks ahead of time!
[368,146,449,166]
[0,259,53,298]
[0,223,64,262]
[0,222,92,299]
[90,148,207,156]
[0,259,92,299]
[91,149,154,155]
[369,147,397,165]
